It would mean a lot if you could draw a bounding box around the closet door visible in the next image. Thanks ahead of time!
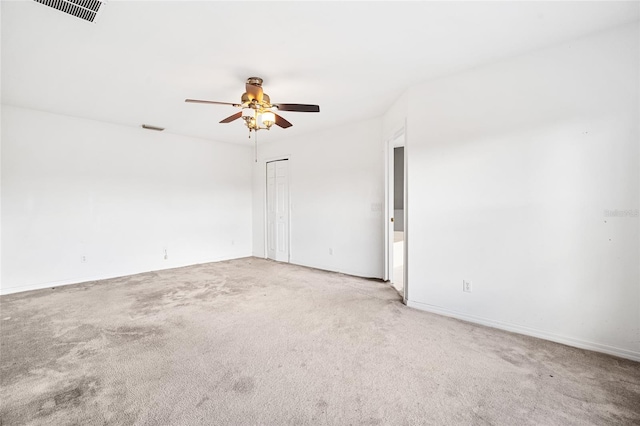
[267,160,289,262]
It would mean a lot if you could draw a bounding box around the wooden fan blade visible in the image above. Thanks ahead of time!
[185,99,240,107]
[219,111,242,124]
[274,103,320,113]
[245,83,263,103]
[274,113,293,129]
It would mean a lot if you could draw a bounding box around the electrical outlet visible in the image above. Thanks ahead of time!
[163,248,168,260]
[463,280,472,293]
[329,248,333,255]
[81,255,87,263]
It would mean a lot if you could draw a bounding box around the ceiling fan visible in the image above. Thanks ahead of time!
[185,77,320,135]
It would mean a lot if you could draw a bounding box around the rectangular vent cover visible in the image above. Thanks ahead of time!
[34,0,105,23]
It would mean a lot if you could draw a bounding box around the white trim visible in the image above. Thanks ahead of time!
[290,258,377,281]
[0,252,253,296]
[406,300,640,362]
[384,138,392,282]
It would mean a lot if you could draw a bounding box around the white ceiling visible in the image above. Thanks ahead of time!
[2,1,639,145]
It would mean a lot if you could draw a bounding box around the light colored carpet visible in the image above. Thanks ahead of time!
[1,257,639,425]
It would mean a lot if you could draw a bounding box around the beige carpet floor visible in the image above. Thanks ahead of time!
[1,257,639,425]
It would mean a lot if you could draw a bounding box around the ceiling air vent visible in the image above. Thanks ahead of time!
[34,0,105,23]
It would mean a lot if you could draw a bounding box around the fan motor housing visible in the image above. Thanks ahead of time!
[242,92,270,106]
[246,77,263,86]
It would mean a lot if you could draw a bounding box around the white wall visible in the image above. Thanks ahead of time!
[252,119,384,278]
[1,106,253,294]
[403,23,640,360]
[382,91,407,143]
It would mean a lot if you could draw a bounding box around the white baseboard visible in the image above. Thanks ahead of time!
[406,300,640,363]
[289,260,382,281]
[0,252,252,296]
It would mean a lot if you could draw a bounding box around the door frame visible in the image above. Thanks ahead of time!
[264,155,292,263]
[385,126,408,303]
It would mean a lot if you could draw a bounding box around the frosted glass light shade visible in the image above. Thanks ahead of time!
[261,111,276,128]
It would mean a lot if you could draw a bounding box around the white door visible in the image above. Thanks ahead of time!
[267,160,289,262]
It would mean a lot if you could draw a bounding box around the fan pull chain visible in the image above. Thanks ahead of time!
[254,130,258,162]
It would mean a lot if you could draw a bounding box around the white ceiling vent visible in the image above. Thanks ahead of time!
[34,0,105,23]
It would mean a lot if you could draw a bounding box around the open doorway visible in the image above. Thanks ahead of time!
[386,130,406,301]
[392,146,405,294]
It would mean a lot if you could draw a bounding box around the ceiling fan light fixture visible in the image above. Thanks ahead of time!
[186,76,319,135]
[261,111,276,129]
